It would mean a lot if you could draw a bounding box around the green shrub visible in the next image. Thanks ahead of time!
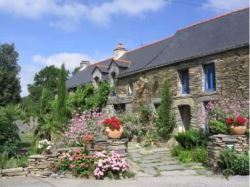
[138,105,153,124]
[171,145,207,164]
[174,129,207,150]
[218,149,249,177]
[209,120,228,135]
[156,81,176,140]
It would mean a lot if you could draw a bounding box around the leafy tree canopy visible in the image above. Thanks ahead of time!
[0,43,21,106]
[28,65,60,102]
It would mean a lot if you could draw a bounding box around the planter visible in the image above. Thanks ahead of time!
[106,127,123,139]
[42,149,49,155]
[230,126,246,135]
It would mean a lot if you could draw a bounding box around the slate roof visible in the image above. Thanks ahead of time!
[67,58,112,89]
[67,8,249,89]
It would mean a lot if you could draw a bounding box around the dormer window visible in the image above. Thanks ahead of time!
[94,76,100,85]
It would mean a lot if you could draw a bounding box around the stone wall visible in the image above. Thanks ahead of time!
[114,47,249,131]
[0,139,129,178]
[207,135,249,170]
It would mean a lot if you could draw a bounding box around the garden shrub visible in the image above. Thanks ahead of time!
[174,129,207,150]
[0,105,22,157]
[156,80,176,140]
[218,149,249,177]
[209,120,229,135]
[138,105,153,124]
[171,145,207,164]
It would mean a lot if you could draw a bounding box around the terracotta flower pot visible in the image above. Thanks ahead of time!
[230,126,246,135]
[106,127,123,139]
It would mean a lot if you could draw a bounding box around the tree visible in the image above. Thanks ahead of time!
[56,64,68,126]
[156,80,176,140]
[0,43,21,106]
[0,105,24,156]
[28,65,60,102]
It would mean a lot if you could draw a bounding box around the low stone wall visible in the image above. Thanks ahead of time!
[1,138,129,178]
[207,134,249,170]
[1,167,29,177]
[95,138,128,157]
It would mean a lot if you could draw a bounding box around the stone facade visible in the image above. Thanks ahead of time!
[111,47,249,131]
[207,135,249,170]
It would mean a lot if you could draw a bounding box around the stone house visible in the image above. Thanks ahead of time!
[67,8,249,132]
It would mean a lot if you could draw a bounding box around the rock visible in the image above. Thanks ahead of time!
[29,155,46,159]
[2,167,24,173]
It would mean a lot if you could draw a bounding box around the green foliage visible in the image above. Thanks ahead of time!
[28,65,60,103]
[171,145,207,164]
[56,64,68,126]
[0,105,24,156]
[67,81,110,113]
[138,105,154,124]
[218,149,249,177]
[95,81,111,108]
[40,87,54,115]
[174,129,207,150]
[0,153,30,169]
[0,43,21,106]
[209,120,229,135]
[156,80,176,140]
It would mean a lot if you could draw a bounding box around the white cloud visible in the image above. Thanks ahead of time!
[32,52,92,71]
[88,0,167,25]
[203,0,249,13]
[0,0,166,30]
[20,64,42,97]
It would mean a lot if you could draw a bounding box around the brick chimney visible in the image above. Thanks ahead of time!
[80,60,90,70]
[113,43,127,59]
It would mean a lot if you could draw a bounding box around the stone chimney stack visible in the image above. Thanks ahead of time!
[80,60,90,70]
[113,43,127,59]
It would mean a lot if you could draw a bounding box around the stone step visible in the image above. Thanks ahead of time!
[157,165,186,171]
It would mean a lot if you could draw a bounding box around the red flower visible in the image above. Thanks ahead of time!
[102,116,121,130]
[235,116,248,126]
[226,117,234,126]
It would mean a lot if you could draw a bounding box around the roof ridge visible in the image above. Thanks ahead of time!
[178,7,249,32]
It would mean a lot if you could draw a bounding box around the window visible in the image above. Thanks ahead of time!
[114,104,126,113]
[179,69,190,94]
[203,63,216,91]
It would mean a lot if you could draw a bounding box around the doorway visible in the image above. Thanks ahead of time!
[178,105,191,131]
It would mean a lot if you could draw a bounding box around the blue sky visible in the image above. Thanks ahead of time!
[0,0,248,96]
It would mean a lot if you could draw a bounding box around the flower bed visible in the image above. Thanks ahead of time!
[49,148,133,179]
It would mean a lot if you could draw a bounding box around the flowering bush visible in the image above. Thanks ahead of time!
[226,116,248,127]
[103,116,121,131]
[37,139,53,151]
[206,97,249,121]
[206,97,249,134]
[49,150,133,179]
[82,134,95,143]
[64,109,104,146]
[56,148,96,178]
[94,151,130,179]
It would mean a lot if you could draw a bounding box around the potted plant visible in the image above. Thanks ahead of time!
[82,134,95,149]
[37,139,53,155]
[226,115,248,135]
[103,116,123,139]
